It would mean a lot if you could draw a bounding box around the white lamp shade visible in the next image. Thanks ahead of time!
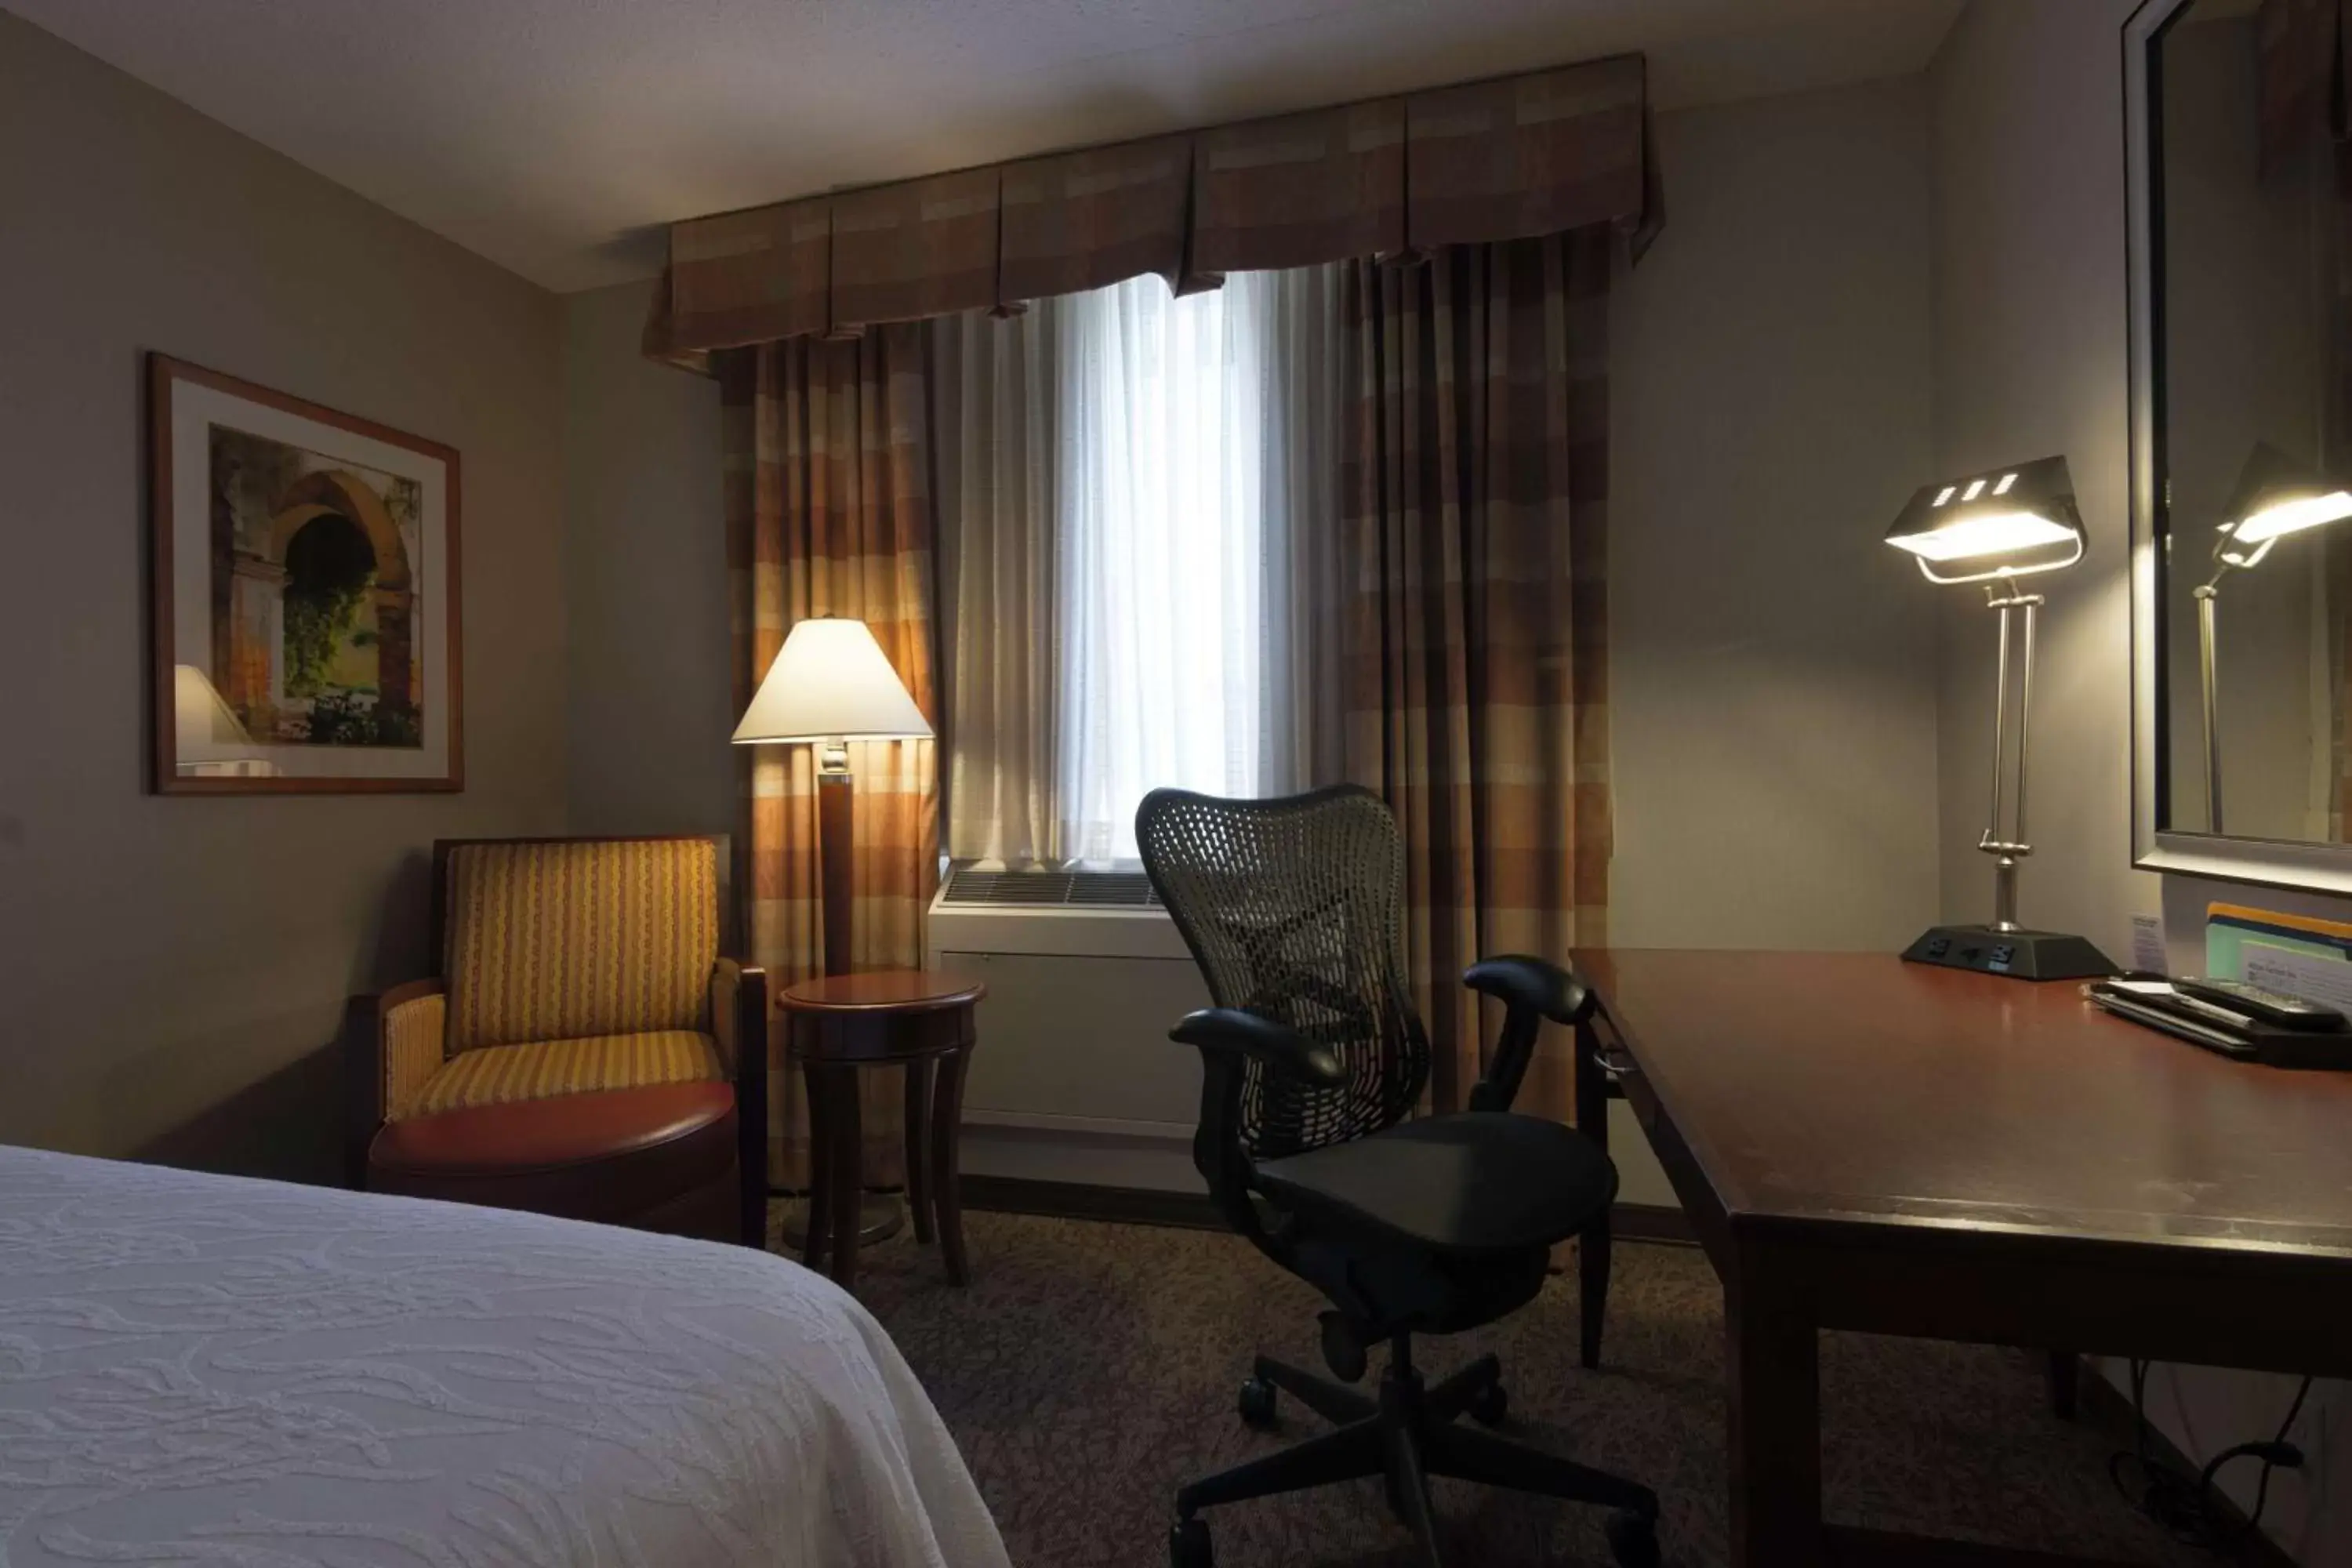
[732,617,933,744]
[172,664,260,765]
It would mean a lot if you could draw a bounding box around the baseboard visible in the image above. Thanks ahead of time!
[2071,1360,2303,1568]
[1610,1201,1697,1246]
[960,1174,1697,1247]
[959,1174,1227,1229]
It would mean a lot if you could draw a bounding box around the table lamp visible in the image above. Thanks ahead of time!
[2193,443,2352,834]
[733,617,933,977]
[171,664,275,778]
[1884,456,2115,980]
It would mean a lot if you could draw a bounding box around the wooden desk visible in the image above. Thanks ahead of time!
[1572,949,2352,1568]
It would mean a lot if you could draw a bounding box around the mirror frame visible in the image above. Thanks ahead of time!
[2125,0,2352,895]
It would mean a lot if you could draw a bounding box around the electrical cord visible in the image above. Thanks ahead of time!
[2108,1358,2313,1551]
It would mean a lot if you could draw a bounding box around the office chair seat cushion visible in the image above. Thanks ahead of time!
[1254,1112,1617,1258]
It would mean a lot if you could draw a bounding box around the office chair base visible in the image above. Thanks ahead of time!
[1172,1340,1659,1568]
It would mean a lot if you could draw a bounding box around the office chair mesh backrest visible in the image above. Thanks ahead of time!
[1137,786,1430,1160]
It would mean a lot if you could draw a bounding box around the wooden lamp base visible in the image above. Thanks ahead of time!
[775,752,908,1250]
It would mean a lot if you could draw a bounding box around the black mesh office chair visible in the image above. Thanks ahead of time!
[1137,785,1660,1568]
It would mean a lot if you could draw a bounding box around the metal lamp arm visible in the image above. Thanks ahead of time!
[1979,579,2044,932]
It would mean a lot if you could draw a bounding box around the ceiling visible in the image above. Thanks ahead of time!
[2,0,1965,294]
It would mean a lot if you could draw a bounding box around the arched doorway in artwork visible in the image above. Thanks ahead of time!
[221,468,417,742]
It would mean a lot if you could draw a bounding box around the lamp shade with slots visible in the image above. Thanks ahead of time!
[732,617,932,746]
[1883,455,2085,584]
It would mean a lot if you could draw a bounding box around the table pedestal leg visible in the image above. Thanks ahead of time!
[818,1067,864,1290]
[931,1048,970,1285]
[904,1061,935,1245]
[800,1062,833,1269]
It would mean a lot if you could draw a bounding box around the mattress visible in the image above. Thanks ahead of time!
[0,1143,1009,1567]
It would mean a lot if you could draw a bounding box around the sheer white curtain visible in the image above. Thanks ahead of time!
[935,303,1063,866]
[937,267,1344,865]
[1057,275,1261,861]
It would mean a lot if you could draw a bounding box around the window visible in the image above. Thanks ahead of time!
[938,265,1341,866]
[1055,274,1272,861]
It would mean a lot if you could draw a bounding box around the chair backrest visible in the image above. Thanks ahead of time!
[434,836,722,1052]
[1136,786,1428,1160]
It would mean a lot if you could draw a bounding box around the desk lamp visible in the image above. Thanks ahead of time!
[2194,444,2352,834]
[733,617,933,977]
[1885,456,2114,980]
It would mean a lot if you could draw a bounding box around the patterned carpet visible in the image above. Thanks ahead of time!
[783,1207,2226,1568]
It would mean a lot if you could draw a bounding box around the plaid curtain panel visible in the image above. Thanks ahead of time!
[1339,230,1612,1121]
[722,325,941,1186]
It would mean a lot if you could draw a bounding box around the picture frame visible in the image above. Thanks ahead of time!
[147,354,463,794]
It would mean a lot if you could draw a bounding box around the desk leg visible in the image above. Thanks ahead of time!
[1727,1276,1823,1567]
[930,1047,970,1285]
[1575,1017,1611,1370]
[819,1067,864,1290]
[2046,1350,2079,1421]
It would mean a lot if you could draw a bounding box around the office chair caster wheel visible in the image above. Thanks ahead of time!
[1169,1517,1214,1568]
[1236,1377,1278,1431]
[1468,1380,1508,1427]
[1604,1509,1660,1568]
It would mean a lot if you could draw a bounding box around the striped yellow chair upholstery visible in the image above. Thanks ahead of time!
[344,837,767,1247]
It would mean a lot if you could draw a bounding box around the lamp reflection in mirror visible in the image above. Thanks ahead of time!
[732,617,932,977]
[2195,445,2352,833]
[172,665,277,778]
[1883,457,2113,980]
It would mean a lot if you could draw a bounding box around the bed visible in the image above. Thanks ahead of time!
[0,1143,1009,1567]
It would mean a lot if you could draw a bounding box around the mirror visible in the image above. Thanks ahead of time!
[2130,0,2352,887]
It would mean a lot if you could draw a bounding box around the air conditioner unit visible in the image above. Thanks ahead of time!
[926,862,1208,1192]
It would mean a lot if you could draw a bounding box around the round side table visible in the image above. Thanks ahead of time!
[779,969,985,1290]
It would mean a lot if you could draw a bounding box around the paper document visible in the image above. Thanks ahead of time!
[2239,942,2352,1014]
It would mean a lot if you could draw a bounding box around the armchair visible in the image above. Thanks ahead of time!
[1137,786,1658,1568]
[344,835,768,1247]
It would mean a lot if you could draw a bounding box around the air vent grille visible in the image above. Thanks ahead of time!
[940,866,1161,909]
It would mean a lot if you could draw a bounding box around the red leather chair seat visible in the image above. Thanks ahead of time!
[368,1081,739,1240]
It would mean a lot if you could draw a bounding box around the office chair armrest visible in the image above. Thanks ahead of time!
[1464,955,1593,1025]
[1171,1009,1348,1087]
[1463,956,1593,1113]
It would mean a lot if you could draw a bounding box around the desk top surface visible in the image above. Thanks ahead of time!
[1573,949,2352,1260]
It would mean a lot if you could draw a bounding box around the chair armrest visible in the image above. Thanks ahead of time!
[710,959,761,1074]
[1169,1008,1343,1248]
[1463,956,1592,1114]
[1464,955,1593,1025]
[343,978,446,1189]
[1171,1008,1347,1087]
[712,959,770,1246]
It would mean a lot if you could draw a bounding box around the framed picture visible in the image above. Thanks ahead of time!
[148,354,462,793]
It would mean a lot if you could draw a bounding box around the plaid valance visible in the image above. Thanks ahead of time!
[644,53,1659,365]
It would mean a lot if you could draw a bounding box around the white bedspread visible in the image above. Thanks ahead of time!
[0,1144,1010,1568]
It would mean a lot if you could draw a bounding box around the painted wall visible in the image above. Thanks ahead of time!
[1932,3,2345,1559]
[0,11,567,1182]
[1609,76,1939,956]
[562,286,732,840]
